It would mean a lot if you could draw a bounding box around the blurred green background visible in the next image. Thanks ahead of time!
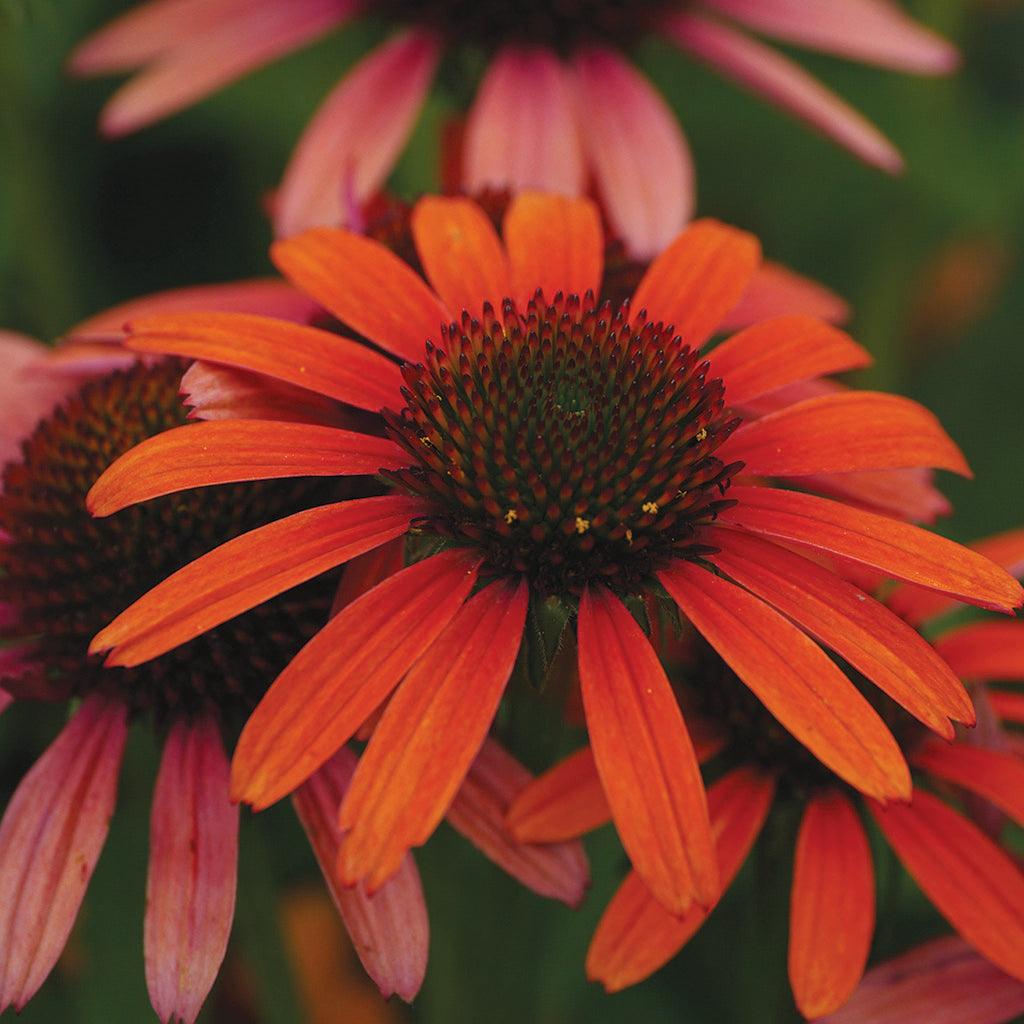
[1,0,1023,1021]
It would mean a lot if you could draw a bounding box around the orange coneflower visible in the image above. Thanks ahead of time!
[70,0,958,255]
[86,193,1022,921]
[0,298,586,1020]
[511,526,1024,1018]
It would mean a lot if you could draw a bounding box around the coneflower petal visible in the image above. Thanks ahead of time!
[145,716,238,1024]
[577,586,719,914]
[232,548,483,809]
[337,580,528,891]
[934,621,1024,683]
[789,790,875,1019]
[0,697,127,1011]
[660,560,911,801]
[291,747,428,1003]
[91,495,421,666]
[721,263,849,330]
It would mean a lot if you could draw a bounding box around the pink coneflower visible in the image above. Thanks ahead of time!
[70,0,958,256]
[0,290,586,1021]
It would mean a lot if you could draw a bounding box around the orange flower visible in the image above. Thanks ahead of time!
[87,193,1022,919]
[515,527,1024,1019]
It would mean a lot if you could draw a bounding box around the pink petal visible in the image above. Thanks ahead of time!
[274,31,441,238]
[291,747,428,1002]
[145,716,238,1024]
[0,696,127,1011]
[721,260,850,329]
[818,936,1024,1024]
[463,46,584,197]
[180,361,362,428]
[570,47,694,260]
[445,738,590,907]
[0,689,12,716]
[97,0,359,137]
[703,0,959,75]
[665,12,904,172]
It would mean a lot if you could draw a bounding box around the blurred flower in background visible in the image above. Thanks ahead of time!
[69,0,958,255]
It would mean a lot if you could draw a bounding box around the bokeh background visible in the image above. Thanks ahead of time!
[1,0,1023,1020]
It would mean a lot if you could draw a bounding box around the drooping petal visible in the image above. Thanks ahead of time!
[336,581,527,891]
[989,691,1024,725]
[271,228,449,362]
[95,0,357,137]
[231,549,482,809]
[887,528,1024,627]
[88,420,408,515]
[586,767,775,992]
[125,312,404,412]
[818,936,1024,1024]
[870,791,1024,980]
[67,278,320,341]
[577,586,718,914]
[789,790,874,1019]
[703,0,959,74]
[145,716,238,1024]
[571,47,694,260]
[934,622,1024,683]
[291,747,428,1002]
[718,486,1024,614]
[463,46,584,199]
[0,690,11,716]
[660,560,910,800]
[0,697,127,1011]
[446,738,589,907]
[410,196,513,316]
[502,193,603,306]
[630,219,761,349]
[911,741,1024,829]
[705,527,972,733]
[800,467,952,524]
[274,31,441,238]
[506,747,611,843]
[91,495,421,667]
[721,261,849,329]
[666,13,904,172]
[709,315,870,407]
[180,361,360,428]
[722,392,970,477]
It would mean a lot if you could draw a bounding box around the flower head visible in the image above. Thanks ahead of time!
[86,194,1022,924]
[71,0,958,255]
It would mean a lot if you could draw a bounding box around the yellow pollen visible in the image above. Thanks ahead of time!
[642,501,659,515]
[695,427,708,442]
[575,517,591,534]
[419,435,431,445]
[504,508,518,524]
[625,529,633,545]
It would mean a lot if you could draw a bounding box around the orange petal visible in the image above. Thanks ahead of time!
[799,467,952,524]
[446,738,590,907]
[988,691,1024,725]
[819,935,1024,1024]
[502,192,603,306]
[271,227,449,362]
[721,261,850,329]
[586,766,775,992]
[337,580,528,891]
[126,311,404,412]
[231,548,482,809]
[87,420,408,516]
[291,747,428,1002]
[660,560,911,801]
[869,790,1024,981]
[789,790,875,1019]
[409,196,513,317]
[935,621,1024,682]
[723,392,970,477]
[719,486,1024,615]
[707,527,971,734]
[577,586,718,913]
[709,315,870,406]
[91,495,420,667]
[630,219,761,349]
[887,527,1024,627]
[911,740,1024,829]
[505,746,611,843]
